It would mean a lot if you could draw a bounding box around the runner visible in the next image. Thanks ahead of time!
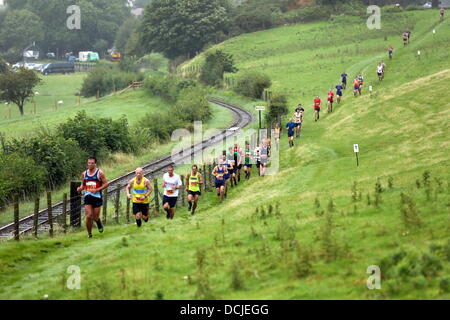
[406,30,411,44]
[254,145,262,176]
[440,7,445,21]
[222,153,233,196]
[185,165,203,215]
[125,167,152,228]
[260,139,269,177]
[335,82,344,104]
[212,160,227,201]
[162,166,182,220]
[341,72,348,89]
[388,45,394,60]
[357,74,364,95]
[313,96,321,121]
[227,147,238,187]
[76,157,109,238]
[274,123,281,147]
[377,63,384,81]
[402,31,408,47]
[381,60,386,79]
[353,78,360,97]
[233,143,243,183]
[286,118,296,147]
[243,141,254,179]
[293,105,303,138]
[327,89,335,113]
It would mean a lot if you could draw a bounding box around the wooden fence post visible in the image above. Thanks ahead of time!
[153,179,160,216]
[102,187,108,224]
[70,182,81,228]
[180,175,185,207]
[14,195,19,241]
[126,197,131,224]
[115,186,120,224]
[62,193,68,234]
[33,197,40,238]
[47,191,53,238]
[203,164,207,192]
[207,164,212,192]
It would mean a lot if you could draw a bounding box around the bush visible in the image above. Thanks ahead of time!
[80,64,139,98]
[58,111,134,159]
[144,74,180,102]
[200,50,237,86]
[0,153,46,206]
[2,133,87,189]
[138,53,168,72]
[175,87,212,123]
[266,92,288,125]
[137,111,185,143]
[233,71,272,99]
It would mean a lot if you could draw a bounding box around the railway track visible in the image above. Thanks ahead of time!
[0,98,254,240]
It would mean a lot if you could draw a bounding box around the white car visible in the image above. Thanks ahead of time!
[423,2,432,9]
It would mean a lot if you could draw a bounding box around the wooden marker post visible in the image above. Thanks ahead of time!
[354,144,360,167]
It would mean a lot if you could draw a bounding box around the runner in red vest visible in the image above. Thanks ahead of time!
[327,89,335,113]
[313,96,321,121]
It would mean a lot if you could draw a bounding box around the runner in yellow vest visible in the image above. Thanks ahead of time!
[126,167,153,228]
[185,165,203,215]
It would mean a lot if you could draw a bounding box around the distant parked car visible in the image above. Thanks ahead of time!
[46,52,56,59]
[41,62,75,75]
[12,61,26,70]
[423,2,432,9]
[67,56,79,62]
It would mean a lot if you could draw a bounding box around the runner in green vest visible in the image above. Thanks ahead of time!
[185,165,203,215]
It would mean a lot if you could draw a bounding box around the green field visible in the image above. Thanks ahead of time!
[0,9,449,300]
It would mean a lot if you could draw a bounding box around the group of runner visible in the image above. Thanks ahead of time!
[77,138,273,236]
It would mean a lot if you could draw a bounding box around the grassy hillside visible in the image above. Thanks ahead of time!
[0,9,449,299]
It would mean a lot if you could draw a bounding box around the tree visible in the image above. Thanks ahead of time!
[0,69,41,116]
[140,0,231,59]
[0,9,44,53]
[200,50,237,86]
[114,17,141,54]
[0,59,8,73]
[266,92,288,125]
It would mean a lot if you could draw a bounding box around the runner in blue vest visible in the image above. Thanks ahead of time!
[77,157,109,238]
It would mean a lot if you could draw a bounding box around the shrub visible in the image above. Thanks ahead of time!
[266,92,288,125]
[2,133,87,189]
[200,50,238,86]
[138,53,168,72]
[138,111,185,143]
[0,153,46,206]
[233,71,271,99]
[58,111,134,159]
[144,74,179,102]
[174,87,211,123]
[80,65,139,98]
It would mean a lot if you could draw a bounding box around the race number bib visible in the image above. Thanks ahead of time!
[85,182,97,191]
